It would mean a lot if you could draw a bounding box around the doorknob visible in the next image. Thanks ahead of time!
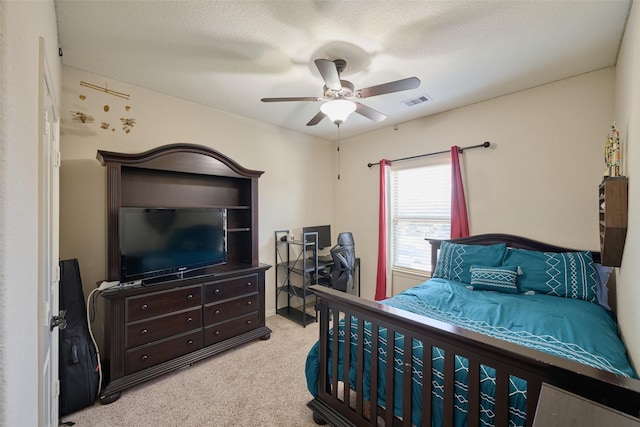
[50,310,67,331]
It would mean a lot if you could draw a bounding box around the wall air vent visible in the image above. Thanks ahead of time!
[402,94,432,107]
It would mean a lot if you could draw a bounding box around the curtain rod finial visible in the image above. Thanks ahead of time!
[483,141,491,148]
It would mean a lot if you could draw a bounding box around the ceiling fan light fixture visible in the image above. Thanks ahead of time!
[321,99,356,127]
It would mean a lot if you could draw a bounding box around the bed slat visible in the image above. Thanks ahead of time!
[384,327,395,427]
[467,356,480,427]
[494,368,509,427]
[421,342,432,425]
[330,308,339,401]
[526,377,542,427]
[370,321,380,425]
[401,337,412,426]
[443,350,455,426]
[343,312,352,407]
[355,317,365,419]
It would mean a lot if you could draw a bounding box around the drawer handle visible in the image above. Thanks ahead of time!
[246,320,252,325]
[247,300,252,306]
[140,329,148,335]
[141,355,148,361]
[246,282,253,287]
[214,331,220,336]
[187,340,194,345]
[214,310,220,315]
[186,317,192,323]
[214,288,221,294]
[141,304,148,310]
[187,294,194,300]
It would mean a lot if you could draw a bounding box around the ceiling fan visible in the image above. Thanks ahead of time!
[261,59,420,127]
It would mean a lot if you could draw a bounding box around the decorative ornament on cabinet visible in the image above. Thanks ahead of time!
[604,122,622,178]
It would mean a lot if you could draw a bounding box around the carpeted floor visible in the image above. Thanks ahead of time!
[62,314,321,427]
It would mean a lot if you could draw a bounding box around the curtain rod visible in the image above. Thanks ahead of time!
[367,141,491,168]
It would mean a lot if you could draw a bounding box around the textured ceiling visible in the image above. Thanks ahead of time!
[55,1,631,141]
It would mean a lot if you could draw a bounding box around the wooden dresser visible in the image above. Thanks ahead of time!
[101,266,269,402]
[96,144,271,403]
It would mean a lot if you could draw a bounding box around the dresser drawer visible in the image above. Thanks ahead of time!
[126,285,202,322]
[204,274,257,303]
[126,307,202,348]
[126,330,202,374]
[203,312,258,346]
[204,294,257,325]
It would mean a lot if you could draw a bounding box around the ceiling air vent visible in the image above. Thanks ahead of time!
[402,94,432,107]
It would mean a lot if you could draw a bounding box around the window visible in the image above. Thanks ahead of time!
[391,162,451,274]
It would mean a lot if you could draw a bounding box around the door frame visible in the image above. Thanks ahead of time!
[38,36,60,427]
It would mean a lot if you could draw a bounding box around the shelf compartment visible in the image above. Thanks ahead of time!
[598,177,628,267]
[274,229,319,327]
[276,307,316,327]
[277,283,316,297]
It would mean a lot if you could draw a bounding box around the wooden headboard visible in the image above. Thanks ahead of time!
[428,233,602,273]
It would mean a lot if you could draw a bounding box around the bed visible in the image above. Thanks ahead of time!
[305,234,640,426]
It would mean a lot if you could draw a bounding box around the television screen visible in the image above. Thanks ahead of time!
[302,225,332,249]
[119,207,227,282]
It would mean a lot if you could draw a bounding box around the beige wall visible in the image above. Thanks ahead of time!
[60,67,621,344]
[614,1,640,367]
[338,68,613,300]
[59,66,336,321]
[0,0,62,424]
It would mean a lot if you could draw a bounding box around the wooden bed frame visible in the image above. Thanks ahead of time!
[307,234,640,426]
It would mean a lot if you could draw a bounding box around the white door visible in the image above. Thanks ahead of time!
[39,43,60,427]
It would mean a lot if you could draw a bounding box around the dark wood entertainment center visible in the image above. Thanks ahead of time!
[96,144,271,403]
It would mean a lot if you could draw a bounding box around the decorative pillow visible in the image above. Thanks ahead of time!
[594,263,612,310]
[503,248,598,302]
[469,264,521,294]
[432,242,507,284]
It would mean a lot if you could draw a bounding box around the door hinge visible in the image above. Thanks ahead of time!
[53,264,60,282]
[53,379,60,398]
[54,151,61,168]
[44,111,50,136]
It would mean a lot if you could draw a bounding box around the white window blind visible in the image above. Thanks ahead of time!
[391,163,451,273]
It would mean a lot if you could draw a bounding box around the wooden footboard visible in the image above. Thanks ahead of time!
[307,284,640,427]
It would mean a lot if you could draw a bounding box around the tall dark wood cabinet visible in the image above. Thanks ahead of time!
[96,144,271,403]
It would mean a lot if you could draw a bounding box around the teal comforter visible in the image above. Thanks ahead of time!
[305,278,636,426]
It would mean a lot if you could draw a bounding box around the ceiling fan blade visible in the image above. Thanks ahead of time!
[314,59,342,91]
[261,97,321,102]
[355,102,386,122]
[357,77,421,98]
[306,111,326,126]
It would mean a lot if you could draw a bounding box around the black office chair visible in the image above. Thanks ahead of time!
[319,232,355,292]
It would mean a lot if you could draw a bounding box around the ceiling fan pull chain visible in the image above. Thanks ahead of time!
[337,127,341,180]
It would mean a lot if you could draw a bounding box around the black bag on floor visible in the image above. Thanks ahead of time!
[59,259,100,416]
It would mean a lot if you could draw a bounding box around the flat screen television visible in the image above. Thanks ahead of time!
[302,225,332,249]
[119,207,227,283]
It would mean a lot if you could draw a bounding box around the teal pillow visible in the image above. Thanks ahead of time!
[503,248,598,302]
[469,264,520,294]
[433,242,507,284]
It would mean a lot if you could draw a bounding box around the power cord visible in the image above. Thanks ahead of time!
[86,287,104,398]
[86,280,140,399]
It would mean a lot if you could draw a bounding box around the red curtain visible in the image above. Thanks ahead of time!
[375,159,391,301]
[450,146,470,238]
